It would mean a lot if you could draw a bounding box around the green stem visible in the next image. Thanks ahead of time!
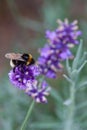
[65,82,75,130]
[20,100,35,130]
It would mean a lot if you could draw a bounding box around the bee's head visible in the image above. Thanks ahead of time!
[22,53,29,61]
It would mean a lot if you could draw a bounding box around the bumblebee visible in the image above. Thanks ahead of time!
[5,53,35,68]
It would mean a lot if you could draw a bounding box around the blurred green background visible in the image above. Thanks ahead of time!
[0,0,87,130]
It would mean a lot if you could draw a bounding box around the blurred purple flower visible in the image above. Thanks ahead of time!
[38,44,63,78]
[8,64,40,90]
[26,80,51,103]
[46,19,82,46]
[8,64,50,103]
[38,19,82,78]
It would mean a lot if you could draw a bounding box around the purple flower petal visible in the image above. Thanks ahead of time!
[59,49,73,60]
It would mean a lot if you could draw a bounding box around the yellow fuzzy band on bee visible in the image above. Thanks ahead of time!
[26,54,32,65]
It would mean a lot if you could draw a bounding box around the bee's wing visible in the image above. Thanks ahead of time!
[5,53,25,61]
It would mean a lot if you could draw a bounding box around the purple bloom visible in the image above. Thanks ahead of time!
[56,19,82,45]
[59,48,73,60]
[8,64,40,90]
[38,44,63,78]
[8,64,50,103]
[25,80,51,103]
[38,19,82,78]
[46,19,82,46]
[46,30,57,43]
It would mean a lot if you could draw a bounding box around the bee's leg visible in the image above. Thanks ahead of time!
[13,67,15,73]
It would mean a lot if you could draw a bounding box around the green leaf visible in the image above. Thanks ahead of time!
[72,40,83,70]
[66,59,71,75]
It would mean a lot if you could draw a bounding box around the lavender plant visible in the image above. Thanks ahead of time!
[30,41,87,130]
[7,19,87,130]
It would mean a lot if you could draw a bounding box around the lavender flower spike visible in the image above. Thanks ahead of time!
[8,64,40,90]
[56,19,82,45]
[26,80,51,103]
[38,43,63,78]
[46,19,82,46]
[38,19,82,78]
[8,63,50,103]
